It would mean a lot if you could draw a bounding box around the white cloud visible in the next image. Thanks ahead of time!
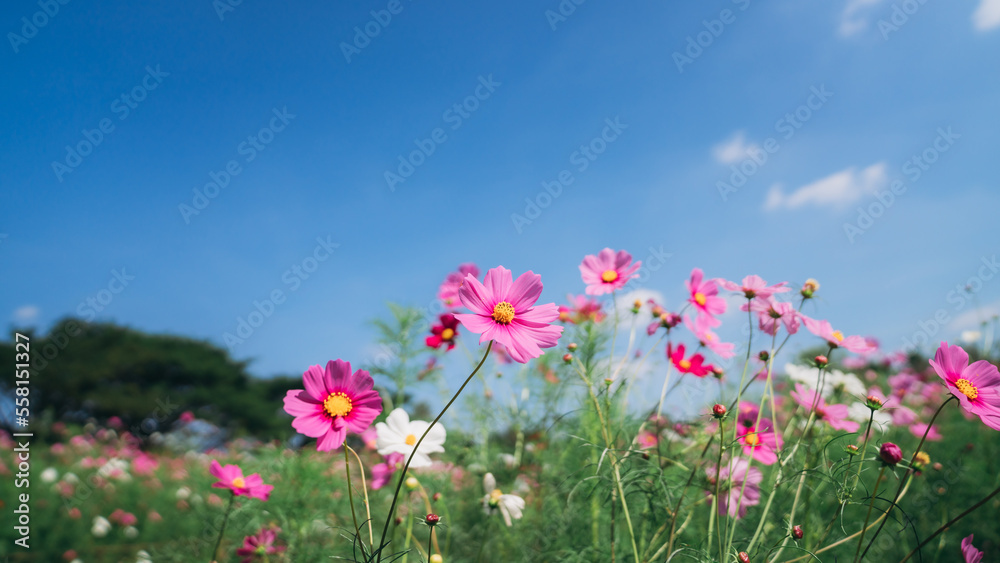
[949,300,1000,331]
[974,0,1000,30]
[839,0,886,36]
[764,162,889,211]
[711,131,761,165]
[13,305,40,325]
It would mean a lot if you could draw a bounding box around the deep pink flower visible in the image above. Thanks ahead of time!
[371,452,405,490]
[454,266,563,363]
[705,457,763,519]
[667,343,712,377]
[879,442,903,465]
[737,417,782,465]
[438,263,480,308]
[800,316,875,354]
[236,526,286,563]
[579,248,641,295]
[131,453,159,476]
[636,430,659,449]
[558,294,606,324]
[179,411,196,423]
[719,275,789,300]
[686,268,726,325]
[282,360,383,451]
[745,298,800,336]
[209,461,273,501]
[683,315,735,359]
[426,313,460,351]
[928,342,1000,431]
[790,384,860,432]
[962,534,984,563]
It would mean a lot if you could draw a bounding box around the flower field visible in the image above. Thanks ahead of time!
[3,251,999,562]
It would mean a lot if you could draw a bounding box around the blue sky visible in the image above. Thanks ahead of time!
[2,0,1000,383]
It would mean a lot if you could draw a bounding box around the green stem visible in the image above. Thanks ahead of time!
[376,341,493,562]
[897,482,1000,563]
[344,440,363,548]
[211,494,235,563]
[853,465,887,563]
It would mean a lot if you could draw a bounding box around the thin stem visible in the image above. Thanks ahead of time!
[860,395,957,560]
[346,445,374,546]
[897,482,1000,563]
[427,526,435,562]
[853,465,887,563]
[376,341,493,562]
[211,494,235,563]
[344,442,363,548]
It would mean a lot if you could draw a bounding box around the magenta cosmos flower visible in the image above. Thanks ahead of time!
[719,275,789,301]
[737,419,782,465]
[705,457,763,519]
[282,360,383,451]
[209,461,273,501]
[579,248,641,295]
[438,263,480,308]
[667,343,712,377]
[800,316,874,354]
[962,534,985,563]
[929,342,1000,431]
[686,268,726,325]
[790,384,860,432]
[236,526,286,563]
[454,266,563,363]
[426,313,460,351]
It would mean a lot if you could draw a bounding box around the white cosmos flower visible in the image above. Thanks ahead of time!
[92,515,111,537]
[847,403,891,428]
[175,486,191,500]
[41,467,59,483]
[482,472,526,527]
[375,408,446,469]
[125,525,139,539]
[785,363,866,399]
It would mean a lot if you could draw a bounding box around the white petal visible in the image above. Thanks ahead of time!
[483,472,496,493]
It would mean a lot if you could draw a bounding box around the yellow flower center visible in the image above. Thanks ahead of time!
[744,433,760,447]
[441,328,455,340]
[601,270,619,283]
[679,359,692,370]
[323,392,353,418]
[694,292,707,306]
[405,434,417,446]
[831,330,844,342]
[492,301,516,324]
[955,378,979,400]
[488,488,503,507]
[232,477,245,488]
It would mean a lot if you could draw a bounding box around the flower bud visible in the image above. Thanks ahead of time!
[425,513,440,527]
[405,477,419,490]
[567,342,578,351]
[801,278,820,298]
[563,353,573,364]
[394,516,403,525]
[913,451,930,472]
[814,355,828,367]
[432,492,442,502]
[865,395,884,410]
[879,442,903,466]
[845,444,860,456]
[430,555,443,563]
[758,350,770,362]
[932,462,943,471]
[632,299,642,313]
[712,404,727,419]
[792,525,803,540]
[711,366,724,379]
[738,552,750,563]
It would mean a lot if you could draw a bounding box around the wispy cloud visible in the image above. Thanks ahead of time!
[765,162,889,211]
[949,300,1000,331]
[711,131,761,165]
[13,305,40,325]
[839,0,886,36]
[974,0,1000,30]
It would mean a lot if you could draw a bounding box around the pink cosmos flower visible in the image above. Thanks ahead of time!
[131,453,159,477]
[790,384,860,432]
[686,268,726,325]
[579,248,641,295]
[236,526,286,563]
[683,315,735,359]
[371,452,405,490]
[438,263,480,308]
[928,342,1000,431]
[909,422,942,441]
[179,411,196,423]
[800,316,875,354]
[636,430,659,449]
[667,343,712,377]
[558,294,606,324]
[718,275,789,301]
[283,360,383,451]
[359,427,379,450]
[705,457,763,519]
[745,298,800,336]
[962,534,984,563]
[454,266,563,363]
[209,461,273,501]
[426,313,460,351]
[737,420,782,465]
